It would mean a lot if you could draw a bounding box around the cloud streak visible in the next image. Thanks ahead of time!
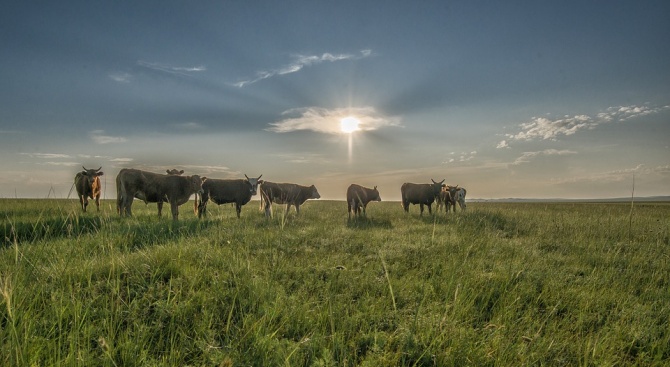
[513,149,577,165]
[267,106,400,134]
[500,104,670,147]
[233,49,372,87]
[89,130,128,144]
[137,61,207,77]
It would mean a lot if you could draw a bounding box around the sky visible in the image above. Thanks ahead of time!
[1,0,669,200]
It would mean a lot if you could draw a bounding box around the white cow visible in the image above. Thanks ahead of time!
[446,185,467,212]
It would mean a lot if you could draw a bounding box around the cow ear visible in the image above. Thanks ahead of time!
[258,180,264,184]
[97,172,104,176]
[374,186,377,190]
[201,176,208,182]
[179,170,184,174]
[81,170,87,175]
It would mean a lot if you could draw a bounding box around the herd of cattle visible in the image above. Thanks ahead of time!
[74,166,467,221]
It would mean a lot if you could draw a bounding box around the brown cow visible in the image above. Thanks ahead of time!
[400,179,444,215]
[346,184,381,219]
[259,181,320,218]
[436,185,453,212]
[116,168,184,217]
[74,166,103,212]
[196,174,263,219]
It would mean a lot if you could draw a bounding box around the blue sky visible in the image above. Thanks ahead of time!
[1,1,669,200]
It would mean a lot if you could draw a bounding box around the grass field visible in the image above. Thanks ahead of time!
[1,199,669,366]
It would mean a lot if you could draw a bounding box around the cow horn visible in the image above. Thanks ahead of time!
[96,167,102,171]
[82,166,88,171]
[257,174,263,180]
[245,174,250,180]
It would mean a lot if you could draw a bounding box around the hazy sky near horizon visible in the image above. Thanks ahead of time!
[2,1,669,200]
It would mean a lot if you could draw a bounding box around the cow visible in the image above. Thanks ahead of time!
[346,184,381,219]
[445,185,467,212]
[157,174,206,221]
[116,168,184,217]
[400,179,444,215]
[196,174,263,218]
[436,185,452,213]
[259,181,320,218]
[74,166,104,212]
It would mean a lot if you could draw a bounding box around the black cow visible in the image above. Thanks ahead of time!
[346,184,381,219]
[196,174,263,218]
[116,168,183,217]
[400,179,444,215]
[259,181,320,217]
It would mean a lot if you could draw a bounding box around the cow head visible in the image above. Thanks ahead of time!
[431,179,445,197]
[244,174,263,195]
[166,169,184,175]
[372,186,382,202]
[189,175,205,195]
[81,166,104,184]
[309,185,321,199]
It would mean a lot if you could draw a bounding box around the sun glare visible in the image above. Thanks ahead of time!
[340,116,360,134]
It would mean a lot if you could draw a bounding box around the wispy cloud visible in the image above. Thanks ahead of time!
[109,158,134,163]
[233,49,372,87]
[275,153,331,165]
[512,149,577,165]
[500,104,670,147]
[39,161,81,167]
[109,72,132,83]
[443,151,478,164]
[268,106,400,134]
[173,122,204,130]
[20,153,72,159]
[89,130,127,144]
[137,61,207,77]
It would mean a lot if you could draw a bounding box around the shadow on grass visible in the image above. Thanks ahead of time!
[346,216,393,229]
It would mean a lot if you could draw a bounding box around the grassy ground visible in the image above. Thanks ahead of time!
[1,199,669,366]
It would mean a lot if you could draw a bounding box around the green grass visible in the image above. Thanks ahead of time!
[1,199,669,366]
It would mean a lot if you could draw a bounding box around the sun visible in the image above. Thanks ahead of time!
[340,116,361,133]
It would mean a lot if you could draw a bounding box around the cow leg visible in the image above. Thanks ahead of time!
[295,204,300,214]
[235,203,242,218]
[265,202,272,218]
[170,200,179,221]
[197,194,208,219]
[419,203,424,215]
[363,204,367,217]
[157,201,163,217]
[428,203,432,215]
[80,196,88,212]
[402,200,410,213]
[95,195,101,212]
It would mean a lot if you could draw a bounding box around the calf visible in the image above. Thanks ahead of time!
[346,184,381,219]
[196,174,263,218]
[74,166,103,212]
[259,181,320,218]
[446,185,467,212]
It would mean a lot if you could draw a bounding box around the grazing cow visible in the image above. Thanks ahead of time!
[445,185,467,212]
[116,168,183,217]
[196,174,263,218]
[400,179,444,215]
[259,181,320,218]
[74,166,104,212]
[346,184,381,219]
